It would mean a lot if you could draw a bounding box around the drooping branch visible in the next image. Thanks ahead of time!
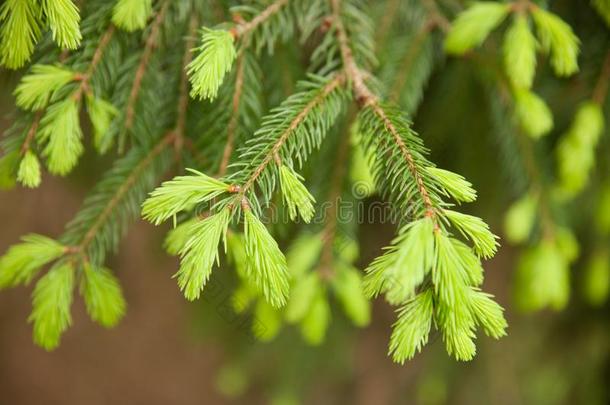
[330,0,437,220]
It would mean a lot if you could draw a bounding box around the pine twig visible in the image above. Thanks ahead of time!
[73,26,116,103]
[20,111,44,155]
[74,131,177,257]
[234,73,346,201]
[218,53,246,176]
[229,0,289,40]
[174,14,199,157]
[69,14,200,260]
[19,43,73,155]
[331,0,437,223]
[319,111,354,280]
[124,1,171,132]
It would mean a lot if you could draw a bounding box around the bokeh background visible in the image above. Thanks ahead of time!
[1,1,610,403]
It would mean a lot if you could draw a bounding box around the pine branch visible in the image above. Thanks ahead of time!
[65,132,176,263]
[124,1,170,133]
[191,49,263,173]
[62,16,199,265]
[331,0,437,221]
[30,25,116,176]
[373,1,444,114]
[174,14,199,156]
[230,73,347,207]
[17,44,74,161]
[20,111,43,155]
[73,25,115,103]
[319,112,354,279]
[141,29,347,309]
[218,54,246,176]
[0,0,563,358]
[102,4,190,152]
[230,0,290,40]
[330,0,504,362]
[385,0,448,107]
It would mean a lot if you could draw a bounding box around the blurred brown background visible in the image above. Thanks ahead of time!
[0,177,227,405]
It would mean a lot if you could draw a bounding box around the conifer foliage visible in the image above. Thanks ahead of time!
[0,0,607,367]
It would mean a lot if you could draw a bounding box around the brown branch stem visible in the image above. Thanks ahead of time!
[124,1,171,131]
[421,0,450,32]
[218,54,245,176]
[509,0,537,14]
[20,111,44,155]
[75,131,177,255]
[229,0,289,40]
[174,15,199,158]
[73,26,116,103]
